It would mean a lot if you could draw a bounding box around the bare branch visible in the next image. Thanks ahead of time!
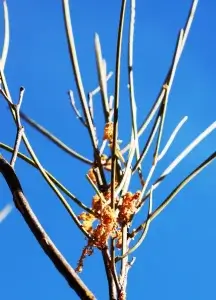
[94,33,110,121]
[68,90,87,127]
[1,0,9,70]
[0,142,94,215]
[128,0,140,178]
[138,121,216,211]
[110,1,127,284]
[131,151,216,237]
[157,116,188,161]
[111,0,127,210]
[10,87,25,167]
[0,155,96,300]
[62,0,98,151]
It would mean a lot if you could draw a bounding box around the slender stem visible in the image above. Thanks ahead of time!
[153,30,184,162]
[0,78,91,237]
[68,90,87,127]
[62,0,98,150]
[157,116,188,161]
[94,33,110,122]
[111,0,127,210]
[0,142,95,215]
[122,1,198,156]
[128,0,140,176]
[110,1,127,292]
[10,87,25,167]
[137,121,216,212]
[132,116,161,174]
[102,248,118,299]
[20,111,92,165]
[121,88,165,155]
[131,151,216,238]
[86,174,107,204]
[1,0,9,70]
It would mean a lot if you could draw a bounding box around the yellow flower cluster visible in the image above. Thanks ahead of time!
[78,189,141,251]
[118,191,141,224]
[103,121,114,142]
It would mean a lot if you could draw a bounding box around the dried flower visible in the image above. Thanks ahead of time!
[87,168,97,184]
[75,245,93,273]
[92,206,117,249]
[118,291,126,300]
[78,212,96,233]
[118,191,140,224]
[92,194,103,213]
[103,122,114,141]
[115,230,123,249]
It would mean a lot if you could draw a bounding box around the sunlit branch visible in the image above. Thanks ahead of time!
[0,155,95,300]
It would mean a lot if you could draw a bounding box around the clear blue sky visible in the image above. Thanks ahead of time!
[0,1,216,299]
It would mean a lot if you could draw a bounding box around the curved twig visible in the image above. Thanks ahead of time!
[131,151,216,238]
[1,0,9,70]
[0,142,95,215]
[19,111,92,165]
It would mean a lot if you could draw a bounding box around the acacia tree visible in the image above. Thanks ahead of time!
[0,0,215,299]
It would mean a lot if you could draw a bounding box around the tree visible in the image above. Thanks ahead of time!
[1,0,216,299]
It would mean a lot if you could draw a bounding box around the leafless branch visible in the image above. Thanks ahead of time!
[0,155,96,300]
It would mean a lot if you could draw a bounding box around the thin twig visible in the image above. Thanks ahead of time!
[110,0,127,290]
[157,116,188,161]
[86,173,107,205]
[62,0,98,150]
[91,72,113,98]
[138,121,216,211]
[132,115,161,174]
[114,139,135,199]
[68,90,87,126]
[156,122,216,186]
[88,71,113,122]
[0,142,95,215]
[119,173,131,290]
[62,0,109,187]
[111,0,127,210]
[10,87,25,167]
[152,29,184,163]
[121,88,166,155]
[121,1,198,156]
[102,249,116,299]
[128,0,141,179]
[19,111,92,165]
[131,151,216,238]
[153,0,198,162]
[1,0,9,71]
[94,33,110,121]
[120,257,136,294]
[88,92,94,121]
[103,246,121,295]
[0,72,91,238]
[102,248,119,299]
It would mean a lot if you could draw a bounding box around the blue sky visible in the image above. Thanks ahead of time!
[0,1,216,299]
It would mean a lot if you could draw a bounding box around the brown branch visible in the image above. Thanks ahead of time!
[0,155,96,300]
